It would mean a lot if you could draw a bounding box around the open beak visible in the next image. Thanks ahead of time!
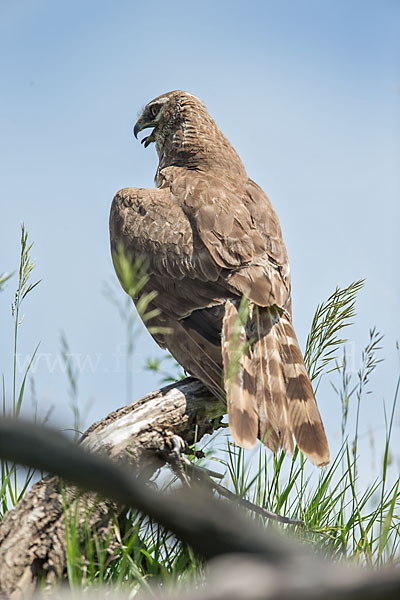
[133,118,156,148]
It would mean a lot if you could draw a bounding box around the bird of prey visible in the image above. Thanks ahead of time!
[110,90,329,466]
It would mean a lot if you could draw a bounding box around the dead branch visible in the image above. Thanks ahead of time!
[0,377,223,598]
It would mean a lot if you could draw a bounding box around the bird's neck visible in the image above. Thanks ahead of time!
[156,106,247,179]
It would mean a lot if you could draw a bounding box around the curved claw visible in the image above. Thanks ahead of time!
[141,136,149,146]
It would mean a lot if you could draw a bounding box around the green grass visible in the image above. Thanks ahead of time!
[62,502,204,595]
[1,224,40,515]
[1,225,399,593]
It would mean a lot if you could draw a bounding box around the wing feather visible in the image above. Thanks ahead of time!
[159,168,292,313]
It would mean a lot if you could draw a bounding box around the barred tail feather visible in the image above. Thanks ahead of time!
[255,307,291,453]
[222,300,258,449]
[223,301,329,467]
[273,308,330,466]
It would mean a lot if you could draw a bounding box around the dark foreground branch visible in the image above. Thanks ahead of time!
[0,377,223,598]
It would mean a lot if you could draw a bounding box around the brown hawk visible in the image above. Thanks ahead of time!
[110,90,329,466]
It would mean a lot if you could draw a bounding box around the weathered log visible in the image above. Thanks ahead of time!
[0,377,224,598]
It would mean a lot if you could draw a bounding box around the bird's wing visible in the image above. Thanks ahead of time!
[161,168,291,313]
[110,186,227,315]
[110,186,214,283]
[227,178,292,313]
[109,186,228,400]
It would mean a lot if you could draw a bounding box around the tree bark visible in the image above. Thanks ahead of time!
[0,377,224,598]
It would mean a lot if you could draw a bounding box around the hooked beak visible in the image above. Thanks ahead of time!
[133,117,156,148]
[133,120,143,139]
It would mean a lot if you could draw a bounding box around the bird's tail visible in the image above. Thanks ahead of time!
[222,300,330,467]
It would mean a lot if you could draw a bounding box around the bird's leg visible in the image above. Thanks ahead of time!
[165,433,223,489]
[165,434,191,488]
[165,433,303,526]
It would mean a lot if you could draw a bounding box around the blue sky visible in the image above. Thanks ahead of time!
[0,1,399,477]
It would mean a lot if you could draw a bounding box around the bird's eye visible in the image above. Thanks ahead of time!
[150,104,159,118]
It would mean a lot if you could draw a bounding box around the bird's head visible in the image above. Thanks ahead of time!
[133,90,193,149]
[133,90,245,176]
